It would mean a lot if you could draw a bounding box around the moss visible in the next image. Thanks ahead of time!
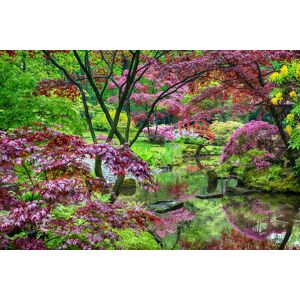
[115,229,161,250]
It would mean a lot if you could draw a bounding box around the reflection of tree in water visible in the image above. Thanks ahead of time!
[166,178,188,199]
[154,207,195,239]
[171,200,230,250]
[220,194,300,250]
[222,196,284,241]
[155,188,300,249]
[205,229,280,250]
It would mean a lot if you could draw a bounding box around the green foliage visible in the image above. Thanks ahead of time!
[115,229,160,250]
[216,149,267,178]
[175,136,207,146]
[51,204,79,220]
[91,107,131,131]
[243,166,300,193]
[216,146,300,193]
[210,120,243,145]
[0,52,86,134]
[132,142,182,166]
[159,143,182,166]
[284,102,300,151]
[133,145,157,165]
[215,162,232,178]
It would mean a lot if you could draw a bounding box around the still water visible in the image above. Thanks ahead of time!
[120,158,300,250]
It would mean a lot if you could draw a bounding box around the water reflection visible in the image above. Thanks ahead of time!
[161,194,300,250]
[120,158,300,249]
[223,194,300,249]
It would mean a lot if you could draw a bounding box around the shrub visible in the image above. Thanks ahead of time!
[175,136,206,146]
[115,229,160,250]
[242,166,300,193]
[284,102,300,151]
[92,108,133,132]
[0,200,160,250]
[210,120,243,145]
[0,124,155,214]
[221,120,284,169]
[142,125,175,143]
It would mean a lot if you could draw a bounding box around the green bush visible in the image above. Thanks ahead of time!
[243,166,300,193]
[284,102,300,151]
[133,143,182,167]
[210,120,243,145]
[92,108,133,132]
[175,136,207,146]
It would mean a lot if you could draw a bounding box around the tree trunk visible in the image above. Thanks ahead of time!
[94,155,104,178]
[279,221,293,250]
[109,175,125,203]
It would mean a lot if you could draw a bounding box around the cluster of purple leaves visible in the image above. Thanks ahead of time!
[0,200,50,249]
[0,199,159,250]
[221,121,283,169]
[0,187,21,211]
[33,178,91,205]
[0,125,154,205]
[41,200,159,250]
[96,133,108,141]
[172,51,300,124]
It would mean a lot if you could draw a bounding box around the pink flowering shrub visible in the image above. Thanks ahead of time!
[221,121,284,169]
[142,125,175,143]
[96,133,108,141]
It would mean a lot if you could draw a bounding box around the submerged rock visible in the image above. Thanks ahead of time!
[226,186,260,196]
[148,200,183,213]
[196,193,224,199]
[119,178,137,196]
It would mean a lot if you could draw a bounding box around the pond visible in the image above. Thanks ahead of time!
[120,157,300,250]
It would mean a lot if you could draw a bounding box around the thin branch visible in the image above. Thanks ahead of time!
[130,68,212,146]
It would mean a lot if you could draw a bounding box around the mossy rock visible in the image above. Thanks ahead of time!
[148,200,183,213]
[115,229,161,250]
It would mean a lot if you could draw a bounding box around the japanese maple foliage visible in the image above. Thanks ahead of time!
[221,120,284,169]
[107,59,189,126]
[172,51,299,121]
[0,187,21,210]
[0,124,154,205]
[41,200,159,250]
[0,198,159,250]
[0,124,159,250]
[37,79,81,100]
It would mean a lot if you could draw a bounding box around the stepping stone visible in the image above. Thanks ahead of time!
[196,193,224,199]
[148,201,183,213]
